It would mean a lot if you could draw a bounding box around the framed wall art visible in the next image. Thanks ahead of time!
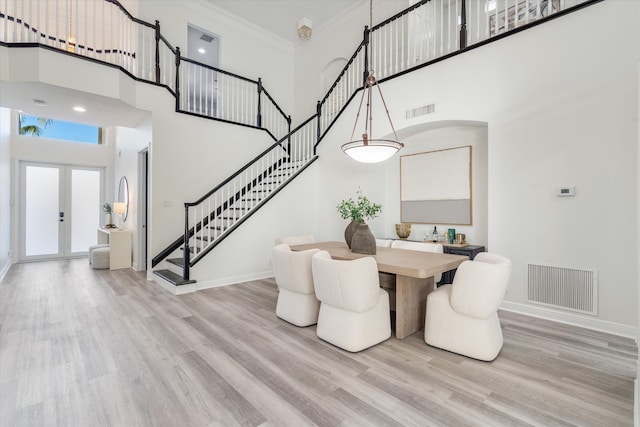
[400,146,472,225]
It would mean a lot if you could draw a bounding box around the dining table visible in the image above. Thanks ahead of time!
[291,241,468,339]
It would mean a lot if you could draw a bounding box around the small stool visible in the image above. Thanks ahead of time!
[91,247,110,270]
[88,244,109,264]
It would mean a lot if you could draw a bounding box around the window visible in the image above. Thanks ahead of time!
[18,114,103,144]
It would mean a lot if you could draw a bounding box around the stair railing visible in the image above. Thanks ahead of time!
[152,115,319,277]
[0,0,290,140]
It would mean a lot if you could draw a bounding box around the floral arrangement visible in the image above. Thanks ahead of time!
[102,202,113,214]
[337,188,382,224]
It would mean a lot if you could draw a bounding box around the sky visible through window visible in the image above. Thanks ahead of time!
[19,114,100,144]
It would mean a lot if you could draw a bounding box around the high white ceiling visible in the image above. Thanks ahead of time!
[205,0,362,43]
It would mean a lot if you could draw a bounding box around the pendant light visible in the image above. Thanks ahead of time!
[341,0,403,163]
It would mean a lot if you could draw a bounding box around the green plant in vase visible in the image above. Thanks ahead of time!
[337,188,381,254]
[103,202,116,228]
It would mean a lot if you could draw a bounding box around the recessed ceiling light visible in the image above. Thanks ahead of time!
[198,48,206,54]
[73,106,86,112]
[33,99,46,106]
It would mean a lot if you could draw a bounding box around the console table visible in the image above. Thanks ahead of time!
[441,244,485,285]
[97,228,132,270]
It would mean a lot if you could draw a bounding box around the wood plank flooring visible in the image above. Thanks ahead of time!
[0,259,636,426]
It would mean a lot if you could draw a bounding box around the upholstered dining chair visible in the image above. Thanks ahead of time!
[390,240,444,283]
[311,251,391,352]
[375,238,393,247]
[271,244,320,327]
[423,252,512,361]
[274,234,315,246]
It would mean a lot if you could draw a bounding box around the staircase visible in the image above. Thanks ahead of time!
[151,116,319,287]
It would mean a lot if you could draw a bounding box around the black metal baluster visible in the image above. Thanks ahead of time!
[154,20,160,83]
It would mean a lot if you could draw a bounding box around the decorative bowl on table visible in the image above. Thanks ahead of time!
[395,223,411,239]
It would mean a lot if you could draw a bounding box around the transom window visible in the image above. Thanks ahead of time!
[18,114,103,144]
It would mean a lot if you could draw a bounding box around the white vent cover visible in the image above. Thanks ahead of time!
[405,104,435,119]
[527,263,598,315]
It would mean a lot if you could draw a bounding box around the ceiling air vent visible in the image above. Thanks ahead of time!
[200,33,215,43]
[405,104,435,119]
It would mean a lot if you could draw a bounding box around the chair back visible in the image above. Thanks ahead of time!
[274,234,315,246]
[450,252,511,319]
[390,240,444,282]
[311,251,380,313]
[271,244,318,294]
[375,239,393,248]
[391,240,443,253]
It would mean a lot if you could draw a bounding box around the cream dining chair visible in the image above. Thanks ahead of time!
[274,234,315,246]
[390,240,444,284]
[271,244,320,327]
[311,250,391,352]
[423,252,512,361]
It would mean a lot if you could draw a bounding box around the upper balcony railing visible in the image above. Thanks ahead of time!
[0,0,291,141]
[316,0,595,141]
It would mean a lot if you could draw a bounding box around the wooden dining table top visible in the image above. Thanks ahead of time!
[291,241,468,279]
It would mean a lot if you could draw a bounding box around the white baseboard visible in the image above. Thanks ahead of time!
[152,275,197,295]
[150,270,274,295]
[196,270,274,291]
[500,301,637,340]
[635,376,638,427]
[0,259,11,282]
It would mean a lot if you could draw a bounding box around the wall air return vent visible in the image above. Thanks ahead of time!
[200,33,214,43]
[527,263,598,315]
[405,104,435,119]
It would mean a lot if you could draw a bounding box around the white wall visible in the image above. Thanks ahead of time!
[294,0,410,120]
[113,116,152,271]
[0,108,11,279]
[311,0,638,331]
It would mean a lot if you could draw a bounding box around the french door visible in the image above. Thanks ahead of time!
[19,162,104,261]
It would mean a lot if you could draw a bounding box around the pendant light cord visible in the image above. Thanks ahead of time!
[369,0,373,77]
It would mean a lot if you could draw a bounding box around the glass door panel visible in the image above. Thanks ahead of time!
[24,165,61,257]
[70,169,101,254]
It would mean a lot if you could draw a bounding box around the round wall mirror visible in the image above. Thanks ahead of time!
[118,176,129,221]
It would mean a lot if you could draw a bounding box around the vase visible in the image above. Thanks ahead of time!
[351,223,376,255]
[105,212,116,228]
[344,219,357,249]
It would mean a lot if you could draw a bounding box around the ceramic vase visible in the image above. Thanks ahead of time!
[351,223,376,255]
[344,219,357,249]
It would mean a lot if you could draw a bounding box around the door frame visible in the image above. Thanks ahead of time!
[18,161,105,262]
[137,147,148,272]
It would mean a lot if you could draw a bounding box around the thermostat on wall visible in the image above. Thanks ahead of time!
[555,186,575,197]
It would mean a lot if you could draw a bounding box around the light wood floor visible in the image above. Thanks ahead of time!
[0,259,636,427]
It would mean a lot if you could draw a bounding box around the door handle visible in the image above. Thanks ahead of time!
[59,212,64,222]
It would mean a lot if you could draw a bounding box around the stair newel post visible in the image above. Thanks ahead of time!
[256,78,263,128]
[363,25,370,85]
[175,46,181,111]
[183,204,190,281]
[315,100,321,153]
[459,0,468,50]
[154,20,161,84]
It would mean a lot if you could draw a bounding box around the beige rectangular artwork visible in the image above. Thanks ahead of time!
[400,146,472,225]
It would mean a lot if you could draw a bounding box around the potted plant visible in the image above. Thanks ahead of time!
[337,188,382,254]
[103,202,116,228]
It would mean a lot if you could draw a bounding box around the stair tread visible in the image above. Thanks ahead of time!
[153,269,196,286]
[166,258,184,267]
